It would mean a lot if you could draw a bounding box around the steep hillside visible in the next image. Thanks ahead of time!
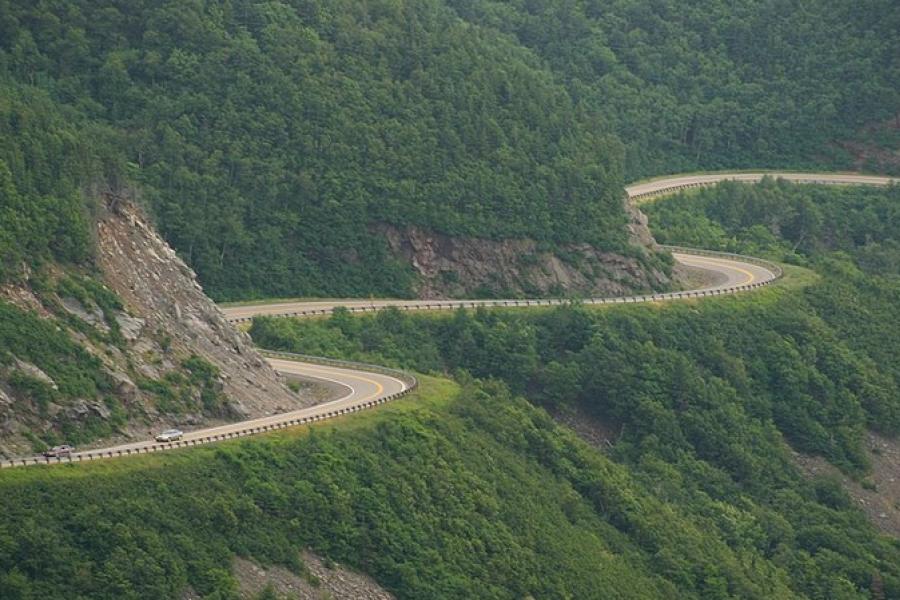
[0,47,308,455]
[645,180,900,534]
[7,1,895,300]
[448,0,900,177]
[0,188,304,456]
[0,0,641,300]
[3,377,898,598]
[0,191,304,457]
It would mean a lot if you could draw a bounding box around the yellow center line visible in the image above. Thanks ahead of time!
[268,360,387,403]
[676,255,758,285]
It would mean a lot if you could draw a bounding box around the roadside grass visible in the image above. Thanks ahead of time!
[773,263,820,290]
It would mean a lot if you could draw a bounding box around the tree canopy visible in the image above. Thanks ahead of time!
[2,0,897,299]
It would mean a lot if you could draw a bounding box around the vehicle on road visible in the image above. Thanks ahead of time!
[155,429,184,442]
[42,445,74,458]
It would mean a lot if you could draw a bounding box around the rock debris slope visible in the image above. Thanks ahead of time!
[95,199,304,419]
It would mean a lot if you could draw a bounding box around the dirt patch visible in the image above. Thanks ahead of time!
[232,551,394,600]
[550,404,620,451]
[792,431,900,537]
[837,113,900,174]
[284,376,347,405]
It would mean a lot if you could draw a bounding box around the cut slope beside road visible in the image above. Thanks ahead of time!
[220,250,777,323]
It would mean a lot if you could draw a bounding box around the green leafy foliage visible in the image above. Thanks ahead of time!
[136,355,229,418]
[3,1,897,299]
[647,179,900,267]
[5,379,895,599]
[0,301,111,402]
[252,289,897,473]
[0,89,95,282]
[0,0,632,300]
[247,184,900,596]
[646,180,900,406]
[447,0,900,177]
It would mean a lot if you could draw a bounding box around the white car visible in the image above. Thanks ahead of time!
[155,429,184,442]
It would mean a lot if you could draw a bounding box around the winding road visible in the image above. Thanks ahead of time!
[3,171,896,468]
[220,250,777,323]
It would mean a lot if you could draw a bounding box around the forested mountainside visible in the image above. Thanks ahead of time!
[0,83,301,453]
[242,183,900,597]
[2,0,898,300]
[0,192,304,457]
[3,181,900,598]
[448,0,900,176]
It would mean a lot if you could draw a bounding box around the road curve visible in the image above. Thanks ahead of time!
[2,360,411,468]
[7,248,770,468]
[220,249,778,323]
[4,171,892,468]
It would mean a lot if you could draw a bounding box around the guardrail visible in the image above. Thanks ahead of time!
[260,350,418,390]
[629,179,725,202]
[224,246,783,324]
[1,355,417,470]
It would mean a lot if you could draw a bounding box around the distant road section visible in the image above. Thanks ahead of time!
[220,249,777,323]
[627,172,898,202]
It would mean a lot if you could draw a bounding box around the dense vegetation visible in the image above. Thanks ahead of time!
[2,0,899,594]
[246,183,900,597]
[646,179,900,394]
[449,0,900,176]
[647,179,900,274]
[2,0,898,299]
[0,86,99,282]
[0,0,628,299]
[0,299,120,445]
[2,377,898,599]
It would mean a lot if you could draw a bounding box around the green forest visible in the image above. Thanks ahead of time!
[243,183,900,597]
[2,0,900,597]
[1,376,898,599]
[2,0,898,299]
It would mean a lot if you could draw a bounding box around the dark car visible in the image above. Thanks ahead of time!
[43,445,74,458]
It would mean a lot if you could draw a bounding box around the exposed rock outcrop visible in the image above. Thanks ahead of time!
[94,200,305,419]
[376,219,669,299]
[793,432,900,538]
[60,296,109,331]
[12,359,58,390]
[374,195,670,298]
[0,197,315,457]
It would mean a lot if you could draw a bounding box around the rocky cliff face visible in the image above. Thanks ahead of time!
[0,198,307,457]
[376,201,669,298]
[95,200,305,416]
